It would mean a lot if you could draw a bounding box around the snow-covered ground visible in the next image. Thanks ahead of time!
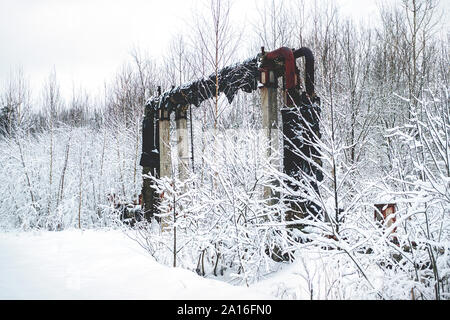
[1,228,428,300]
[0,229,276,300]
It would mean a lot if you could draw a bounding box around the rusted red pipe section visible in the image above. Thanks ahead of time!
[264,47,296,90]
[263,46,315,102]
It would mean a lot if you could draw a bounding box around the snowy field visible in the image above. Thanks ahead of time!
[0,229,278,300]
[2,228,445,301]
[0,230,274,300]
[0,229,388,300]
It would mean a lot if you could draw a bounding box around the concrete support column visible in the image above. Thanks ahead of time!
[260,70,280,203]
[159,108,172,230]
[159,109,172,178]
[176,106,189,181]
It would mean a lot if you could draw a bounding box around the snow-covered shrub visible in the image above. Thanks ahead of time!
[379,86,450,299]
[0,123,142,231]
[127,126,289,285]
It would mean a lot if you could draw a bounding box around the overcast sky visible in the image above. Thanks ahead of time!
[0,0,446,102]
[0,0,200,100]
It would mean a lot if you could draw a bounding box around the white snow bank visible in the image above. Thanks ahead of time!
[0,229,275,300]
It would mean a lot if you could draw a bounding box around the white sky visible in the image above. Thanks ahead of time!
[0,0,200,101]
[0,0,446,103]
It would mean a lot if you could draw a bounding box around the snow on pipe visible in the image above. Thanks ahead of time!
[145,55,260,114]
[140,46,317,163]
[140,46,318,167]
[144,46,315,114]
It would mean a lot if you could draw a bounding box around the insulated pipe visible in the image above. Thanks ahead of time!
[140,106,160,221]
[293,47,315,97]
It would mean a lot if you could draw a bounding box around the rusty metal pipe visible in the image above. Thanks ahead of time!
[264,47,296,90]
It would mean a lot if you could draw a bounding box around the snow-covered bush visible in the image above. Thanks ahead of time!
[0,124,142,231]
[126,126,290,285]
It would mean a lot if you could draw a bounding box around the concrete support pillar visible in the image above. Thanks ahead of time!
[159,108,172,230]
[176,106,189,181]
[159,109,172,178]
[260,70,280,203]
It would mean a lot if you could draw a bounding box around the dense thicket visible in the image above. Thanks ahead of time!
[1,0,448,299]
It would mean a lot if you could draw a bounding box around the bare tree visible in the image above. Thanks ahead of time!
[41,68,63,214]
[401,0,440,114]
[0,68,32,135]
[190,0,242,129]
